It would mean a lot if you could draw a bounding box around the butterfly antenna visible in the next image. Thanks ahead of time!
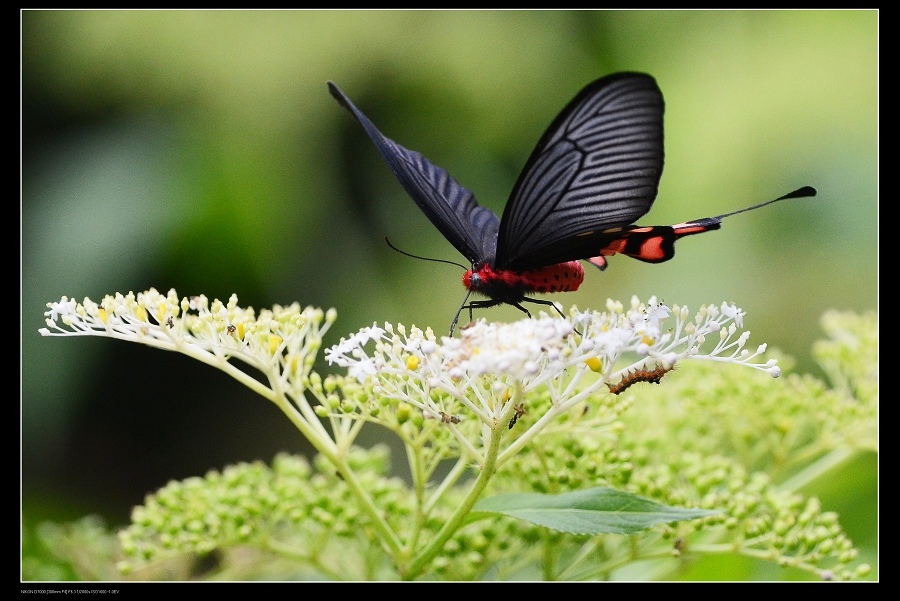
[714,186,817,221]
[384,237,468,270]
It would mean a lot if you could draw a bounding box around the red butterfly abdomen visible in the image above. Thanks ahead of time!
[518,261,585,293]
[464,261,585,298]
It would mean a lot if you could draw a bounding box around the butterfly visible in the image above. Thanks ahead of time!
[328,73,815,334]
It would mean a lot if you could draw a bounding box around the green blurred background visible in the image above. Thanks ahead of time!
[22,10,877,578]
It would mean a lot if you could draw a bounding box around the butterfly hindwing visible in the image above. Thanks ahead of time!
[328,82,500,266]
[496,73,665,271]
[590,218,723,265]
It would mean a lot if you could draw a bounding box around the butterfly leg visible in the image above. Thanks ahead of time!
[521,297,565,320]
[450,298,505,336]
[451,292,497,336]
[521,297,580,335]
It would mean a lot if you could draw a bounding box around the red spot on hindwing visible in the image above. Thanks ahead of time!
[671,222,713,236]
[637,236,667,261]
[599,239,629,256]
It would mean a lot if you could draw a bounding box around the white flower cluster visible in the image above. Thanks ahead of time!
[324,297,779,435]
[40,289,335,395]
[41,290,777,443]
[41,291,779,468]
[325,317,575,383]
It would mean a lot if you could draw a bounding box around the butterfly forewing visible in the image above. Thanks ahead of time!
[328,82,500,266]
[495,73,665,271]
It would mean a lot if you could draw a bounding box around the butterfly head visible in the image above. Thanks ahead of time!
[463,263,526,303]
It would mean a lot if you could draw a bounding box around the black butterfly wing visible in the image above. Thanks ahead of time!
[495,73,665,271]
[328,82,500,267]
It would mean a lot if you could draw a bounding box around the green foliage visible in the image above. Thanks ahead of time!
[471,488,719,535]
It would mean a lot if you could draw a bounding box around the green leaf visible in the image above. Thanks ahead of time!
[472,487,719,535]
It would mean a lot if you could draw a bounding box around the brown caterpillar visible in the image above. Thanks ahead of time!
[606,364,673,395]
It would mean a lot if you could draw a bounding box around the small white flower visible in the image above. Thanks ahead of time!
[325,324,385,366]
[348,358,377,380]
[45,297,77,323]
[721,302,745,328]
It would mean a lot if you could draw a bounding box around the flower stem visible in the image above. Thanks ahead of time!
[403,419,503,580]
